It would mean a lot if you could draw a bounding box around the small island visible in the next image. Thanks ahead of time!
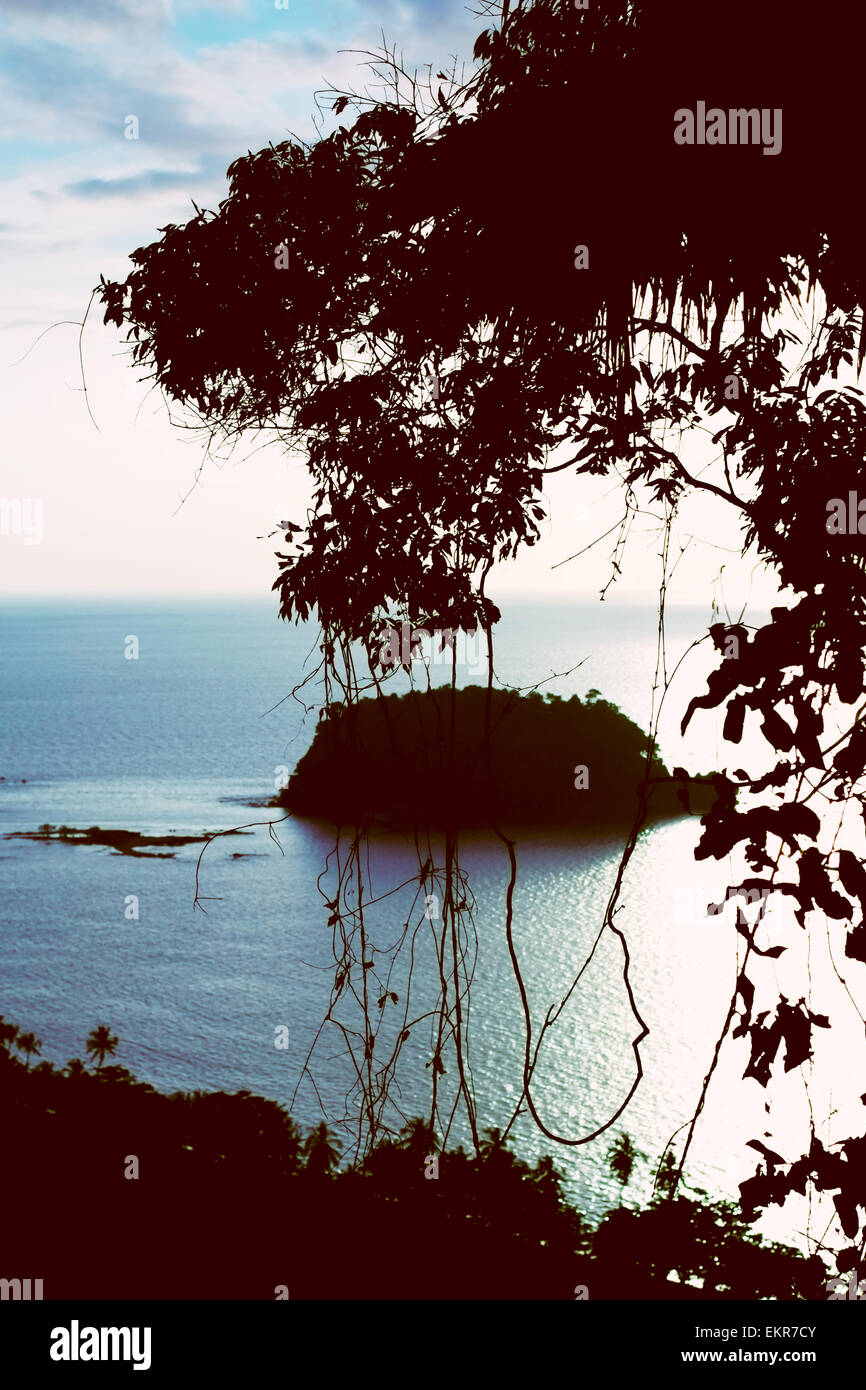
[277,686,715,830]
[4,825,250,857]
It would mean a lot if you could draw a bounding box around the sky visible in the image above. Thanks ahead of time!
[0,0,781,614]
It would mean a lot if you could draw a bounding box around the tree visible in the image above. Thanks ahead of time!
[15,1032,42,1070]
[302,1123,342,1179]
[0,1015,20,1054]
[98,1065,137,1086]
[97,0,866,1283]
[606,1133,644,1201]
[85,1025,119,1070]
[398,1116,438,1160]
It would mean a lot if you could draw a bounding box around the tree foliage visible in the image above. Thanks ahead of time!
[0,1024,824,1298]
[97,0,866,1281]
[280,686,706,826]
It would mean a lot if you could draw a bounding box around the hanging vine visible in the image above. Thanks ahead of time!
[98,0,866,1283]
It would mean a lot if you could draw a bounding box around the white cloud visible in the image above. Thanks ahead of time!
[0,0,488,594]
[175,0,249,12]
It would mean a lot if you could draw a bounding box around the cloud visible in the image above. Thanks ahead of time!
[63,167,206,199]
[159,34,364,149]
[0,35,239,153]
[354,0,478,33]
[176,0,248,11]
[1,0,142,16]
[0,0,497,597]
[0,0,171,38]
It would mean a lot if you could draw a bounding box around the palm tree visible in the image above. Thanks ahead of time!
[478,1126,518,1172]
[531,1153,563,1199]
[15,1032,42,1069]
[65,1058,87,1080]
[302,1123,342,1178]
[85,1025,119,1070]
[654,1149,679,1200]
[399,1116,437,1160]
[0,1015,20,1054]
[606,1132,645,1203]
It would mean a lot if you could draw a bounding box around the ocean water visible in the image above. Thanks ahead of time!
[0,597,860,1248]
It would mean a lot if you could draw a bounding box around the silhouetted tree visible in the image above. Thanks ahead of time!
[96,0,866,1284]
[607,1132,645,1200]
[302,1122,343,1179]
[398,1116,438,1160]
[85,1025,119,1070]
[0,1023,828,1298]
[15,1032,42,1070]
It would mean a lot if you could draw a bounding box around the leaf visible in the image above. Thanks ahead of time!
[834,1192,860,1241]
[723,697,746,744]
[744,1000,828,1086]
[472,29,492,59]
[838,848,866,906]
[746,1139,785,1169]
[846,923,866,964]
[760,707,795,753]
[732,970,755,1039]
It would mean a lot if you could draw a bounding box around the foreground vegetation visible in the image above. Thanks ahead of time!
[0,1013,825,1300]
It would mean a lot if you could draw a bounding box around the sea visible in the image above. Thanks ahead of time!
[1,596,862,1255]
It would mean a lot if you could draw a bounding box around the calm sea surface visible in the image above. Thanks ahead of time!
[1,597,860,1248]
